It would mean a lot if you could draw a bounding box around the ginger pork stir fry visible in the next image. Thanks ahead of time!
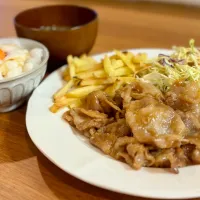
[51,39,200,172]
[63,80,200,172]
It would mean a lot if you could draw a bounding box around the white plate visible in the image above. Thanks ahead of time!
[26,49,200,199]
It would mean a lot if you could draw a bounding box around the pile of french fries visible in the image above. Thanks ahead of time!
[50,50,149,113]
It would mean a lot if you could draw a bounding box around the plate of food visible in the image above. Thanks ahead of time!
[26,40,200,199]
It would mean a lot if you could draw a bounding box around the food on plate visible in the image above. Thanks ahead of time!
[0,44,43,79]
[63,80,200,172]
[50,39,200,172]
[50,51,148,112]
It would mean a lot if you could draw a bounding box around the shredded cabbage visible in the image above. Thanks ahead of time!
[137,39,200,92]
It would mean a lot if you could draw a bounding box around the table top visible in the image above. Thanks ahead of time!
[0,0,200,199]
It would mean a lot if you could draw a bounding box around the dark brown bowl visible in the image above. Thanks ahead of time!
[14,5,98,71]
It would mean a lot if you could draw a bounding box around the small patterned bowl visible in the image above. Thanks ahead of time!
[0,38,49,112]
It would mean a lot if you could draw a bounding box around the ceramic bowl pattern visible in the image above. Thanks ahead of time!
[0,38,49,112]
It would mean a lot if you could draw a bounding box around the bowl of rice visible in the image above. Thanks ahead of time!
[0,37,49,112]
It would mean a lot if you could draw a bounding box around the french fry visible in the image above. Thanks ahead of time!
[63,75,71,81]
[86,57,97,64]
[76,63,103,73]
[104,80,123,97]
[54,97,79,107]
[67,55,76,78]
[77,69,107,79]
[74,56,96,66]
[63,67,69,77]
[111,59,124,69]
[69,63,76,78]
[49,104,60,113]
[76,71,92,79]
[50,98,82,113]
[67,55,73,64]
[53,79,74,100]
[103,55,114,77]
[93,69,107,78]
[80,78,114,86]
[80,54,96,63]
[112,80,124,93]
[126,52,134,61]
[104,85,112,96]
[63,67,71,81]
[115,50,136,72]
[80,54,87,59]
[65,85,105,98]
[112,67,132,77]
[110,54,119,60]
[68,99,82,108]
[132,53,148,63]
[73,57,88,67]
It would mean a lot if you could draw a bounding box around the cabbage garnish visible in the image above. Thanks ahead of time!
[137,39,200,92]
